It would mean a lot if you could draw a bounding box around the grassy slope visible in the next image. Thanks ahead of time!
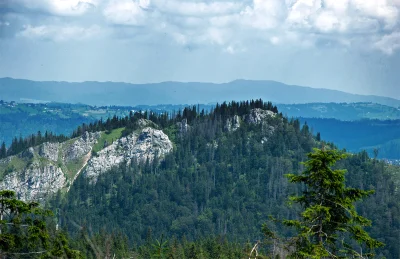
[0,156,27,180]
[92,127,125,153]
[0,127,126,185]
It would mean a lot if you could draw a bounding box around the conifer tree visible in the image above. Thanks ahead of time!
[284,148,384,258]
[0,142,6,159]
[0,190,82,258]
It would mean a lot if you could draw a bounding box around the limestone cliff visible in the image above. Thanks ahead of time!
[0,132,100,201]
[0,128,173,201]
[84,127,173,182]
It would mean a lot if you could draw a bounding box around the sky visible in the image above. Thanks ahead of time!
[0,0,399,98]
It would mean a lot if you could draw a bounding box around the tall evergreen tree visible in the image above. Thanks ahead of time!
[0,190,82,258]
[0,142,6,159]
[283,148,384,258]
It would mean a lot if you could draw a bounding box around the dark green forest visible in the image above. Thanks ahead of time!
[299,117,400,159]
[30,100,399,258]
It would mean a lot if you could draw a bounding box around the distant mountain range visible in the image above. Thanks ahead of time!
[1,77,400,107]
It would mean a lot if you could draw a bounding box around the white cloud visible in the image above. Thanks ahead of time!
[323,0,350,14]
[241,0,287,30]
[103,0,149,26]
[10,0,100,16]
[350,0,398,29]
[3,0,400,54]
[18,24,102,41]
[286,0,321,29]
[374,31,400,54]
[314,11,343,32]
[223,44,245,54]
[151,0,243,17]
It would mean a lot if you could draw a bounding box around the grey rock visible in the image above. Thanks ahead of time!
[137,118,156,128]
[63,131,100,162]
[244,108,276,124]
[225,115,241,132]
[0,131,101,201]
[38,142,60,162]
[0,165,65,201]
[85,127,173,182]
[22,147,35,160]
[177,119,190,134]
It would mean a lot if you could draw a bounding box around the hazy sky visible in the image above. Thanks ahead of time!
[0,0,399,97]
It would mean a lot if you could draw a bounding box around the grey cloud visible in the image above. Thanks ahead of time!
[1,0,399,55]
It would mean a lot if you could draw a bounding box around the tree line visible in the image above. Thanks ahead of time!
[1,99,278,159]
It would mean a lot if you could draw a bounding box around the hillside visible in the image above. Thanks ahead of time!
[1,100,399,258]
[2,77,400,107]
[299,118,400,159]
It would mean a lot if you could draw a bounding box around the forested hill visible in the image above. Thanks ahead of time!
[25,100,397,258]
[278,102,400,121]
[2,77,400,107]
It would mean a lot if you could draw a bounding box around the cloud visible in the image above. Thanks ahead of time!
[150,0,243,17]
[241,0,287,30]
[103,0,149,26]
[7,0,100,16]
[314,11,342,32]
[374,31,400,55]
[350,0,398,29]
[223,44,246,54]
[2,0,400,54]
[18,24,102,41]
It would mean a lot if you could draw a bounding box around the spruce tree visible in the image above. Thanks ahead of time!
[284,148,384,258]
[0,142,6,159]
[0,190,82,258]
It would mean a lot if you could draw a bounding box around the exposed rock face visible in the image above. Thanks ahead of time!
[0,164,65,201]
[245,109,277,141]
[0,127,172,200]
[84,127,173,182]
[22,147,35,160]
[206,140,218,149]
[0,132,101,201]
[244,108,276,124]
[63,131,101,162]
[0,156,12,166]
[137,118,157,128]
[225,115,241,132]
[177,119,190,134]
[38,142,60,162]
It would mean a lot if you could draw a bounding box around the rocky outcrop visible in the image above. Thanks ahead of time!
[0,163,65,201]
[0,127,172,200]
[63,131,101,162]
[137,118,157,128]
[38,142,60,162]
[224,115,241,132]
[0,132,101,201]
[84,127,173,182]
[245,109,277,140]
[22,147,35,160]
[244,108,276,124]
[177,119,190,134]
